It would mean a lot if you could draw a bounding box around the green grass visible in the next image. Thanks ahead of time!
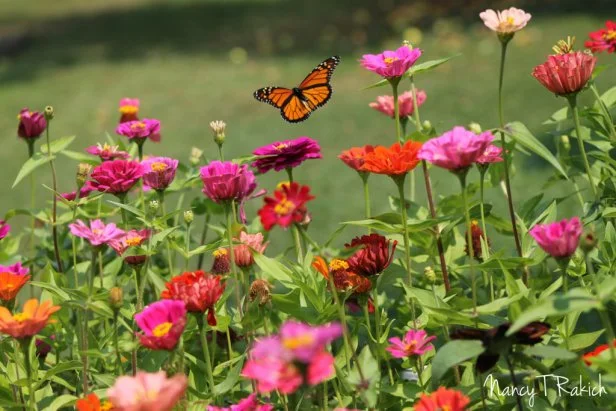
[0,1,611,248]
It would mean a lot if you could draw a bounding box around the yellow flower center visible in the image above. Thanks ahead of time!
[605,31,616,41]
[405,339,418,353]
[329,259,349,271]
[441,406,452,411]
[276,181,290,191]
[125,236,143,247]
[130,121,146,130]
[274,143,289,150]
[152,322,173,337]
[506,16,515,25]
[92,228,103,236]
[471,219,479,227]
[283,334,315,350]
[150,162,168,172]
[213,248,228,257]
[120,105,139,114]
[101,401,114,411]
[13,313,30,322]
[274,198,295,215]
[383,57,399,65]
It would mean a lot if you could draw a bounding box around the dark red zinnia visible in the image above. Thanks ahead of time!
[465,220,490,262]
[345,234,397,277]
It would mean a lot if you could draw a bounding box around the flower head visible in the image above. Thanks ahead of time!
[479,8,531,34]
[207,393,274,411]
[90,160,144,195]
[0,220,11,240]
[360,141,422,177]
[200,161,257,204]
[360,46,422,78]
[585,20,616,53]
[583,340,616,365]
[476,145,503,165]
[211,248,230,275]
[119,98,140,123]
[61,181,96,202]
[252,137,322,173]
[233,231,269,267]
[465,220,490,261]
[418,127,495,171]
[532,51,596,96]
[17,108,46,140]
[109,229,151,265]
[76,393,114,411]
[161,271,225,325]
[338,145,375,172]
[135,300,187,351]
[414,387,470,411]
[69,219,125,247]
[107,371,187,411]
[258,182,314,231]
[116,119,161,143]
[86,143,130,161]
[529,217,582,259]
[312,256,372,294]
[0,262,29,276]
[0,299,60,339]
[345,234,397,277]
[141,157,179,191]
[279,321,343,362]
[0,263,31,302]
[369,90,426,118]
[249,279,273,306]
[387,329,436,358]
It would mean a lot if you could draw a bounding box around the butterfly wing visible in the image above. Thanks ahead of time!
[281,95,314,123]
[254,87,294,109]
[298,56,340,89]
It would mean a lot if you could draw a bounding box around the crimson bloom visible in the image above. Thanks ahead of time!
[60,181,96,202]
[360,141,422,177]
[119,97,140,123]
[252,137,322,173]
[258,182,314,231]
[141,156,179,191]
[86,143,129,161]
[345,234,397,277]
[200,161,257,204]
[109,229,151,266]
[369,90,426,118]
[529,217,582,260]
[17,108,46,140]
[532,51,596,96]
[115,119,161,142]
[135,299,187,351]
[465,220,490,262]
[338,145,374,172]
[312,257,372,294]
[387,329,436,358]
[418,127,495,171]
[360,45,422,78]
[585,21,616,53]
[90,159,144,195]
[414,387,470,411]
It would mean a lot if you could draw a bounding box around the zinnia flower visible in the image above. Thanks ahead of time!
[135,300,187,351]
[17,108,46,140]
[585,21,616,53]
[249,279,273,306]
[161,270,225,326]
[479,8,531,34]
[233,231,269,267]
[119,97,140,123]
[69,219,125,247]
[86,143,130,161]
[0,299,60,339]
[60,181,96,202]
[338,145,375,172]
[0,220,11,240]
[529,217,582,259]
[414,387,470,411]
[360,46,422,78]
[109,229,151,265]
[0,262,29,276]
[200,161,257,204]
[0,265,31,302]
[532,51,596,96]
[207,393,274,411]
[345,234,397,277]
[252,137,322,173]
[360,141,422,177]
[312,257,372,294]
[90,160,144,195]
[583,340,616,365]
[387,329,436,358]
[476,145,503,165]
[465,220,490,261]
[211,248,230,275]
[418,127,495,171]
[369,90,426,118]
[107,371,187,411]
[76,393,114,411]
[116,119,161,142]
[279,321,343,362]
[141,156,179,191]
[258,182,314,231]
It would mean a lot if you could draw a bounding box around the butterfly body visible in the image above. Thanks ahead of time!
[254,56,340,123]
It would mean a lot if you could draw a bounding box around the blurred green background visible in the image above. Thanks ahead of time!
[0,0,613,248]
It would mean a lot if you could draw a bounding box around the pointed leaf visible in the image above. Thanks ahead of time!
[431,340,484,388]
[12,153,53,188]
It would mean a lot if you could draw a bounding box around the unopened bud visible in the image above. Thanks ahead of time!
[580,229,598,254]
[468,122,482,134]
[109,287,123,310]
[76,163,92,188]
[190,147,203,166]
[183,210,194,225]
[424,266,436,283]
[44,106,54,121]
[210,120,226,147]
[249,279,273,305]
[149,200,159,213]
[402,40,412,49]
[422,120,432,131]
[560,135,571,153]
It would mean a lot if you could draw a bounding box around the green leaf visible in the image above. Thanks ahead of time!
[567,330,605,351]
[253,253,293,283]
[43,360,82,381]
[524,345,577,360]
[12,153,53,188]
[107,200,145,218]
[29,281,70,302]
[61,150,99,165]
[364,54,460,90]
[40,135,76,155]
[150,227,178,249]
[45,394,78,411]
[431,340,484,388]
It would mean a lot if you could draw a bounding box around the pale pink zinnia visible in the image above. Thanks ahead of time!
[279,321,343,362]
[529,217,582,259]
[479,8,532,34]
[69,219,125,247]
[135,300,187,351]
[387,329,436,358]
[476,145,504,165]
[369,90,426,119]
[141,156,179,191]
[418,127,495,171]
[107,371,187,411]
[86,143,130,161]
[116,119,161,142]
[207,393,274,411]
[532,51,596,96]
[360,46,422,78]
[233,232,269,268]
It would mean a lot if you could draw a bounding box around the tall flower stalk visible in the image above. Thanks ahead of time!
[458,171,478,317]
[43,107,63,273]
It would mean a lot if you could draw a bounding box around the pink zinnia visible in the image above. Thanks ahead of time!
[119,97,140,123]
[479,8,531,34]
[135,300,187,351]
[360,45,422,78]
[369,90,426,118]
[279,321,343,362]
[60,181,96,202]
[387,329,436,358]
[86,143,130,161]
[233,231,269,268]
[532,51,596,96]
[418,126,495,171]
[107,371,187,411]
[141,157,179,191]
[17,108,46,140]
[109,229,151,266]
[90,159,144,195]
[116,119,161,143]
[207,394,274,411]
[0,220,10,240]
[585,21,616,54]
[0,262,29,276]
[69,219,125,247]
[476,145,504,165]
[252,137,322,173]
[200,161,257,203]
[529,217,582,259]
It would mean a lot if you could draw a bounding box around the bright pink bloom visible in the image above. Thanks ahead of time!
[532,51,596,96]
[306,351,335,385]
[207,394,274,411]
[279,321,342,362]
[60,181,96,202]
[17,108,46,140]
[107,371,187,411]
[141,157,178,191]
[242,338,304,394]
[585,21,616,53]
[476,145,504,165]
[252,137,322,173]
[258,182,314,231]
[0,262,29,276]
[360,46,422,78]
[529,217,582,259]
[418,126,495,171]
[86,143,130,161]
[369,90,426,118]
[135,300,187,351]
[387,329,436,358]
[200,161,257,204]
[69,219,125,247]
[90,160,144,195]
[109,229,151,265]
[116,119,161,142]
[233,232,269,267]
[479,8,531,34]
[119,98,140,123]
[0,220,10,240]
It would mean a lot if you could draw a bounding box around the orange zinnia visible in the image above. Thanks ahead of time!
[0,271,31,301]
[312,256,372,294]
[0,299,60,339]
[361,140,422,177]
[338,145,374,172]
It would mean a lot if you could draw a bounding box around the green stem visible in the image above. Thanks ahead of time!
[589,83,616,140]
[113,312,122,375]
[361,173,371,233]
[134,265,144,311]
[27,141,36,287]
[184,219,191,270]
[217,145,224,161]
[497,40,509,128]
[197,316,216,399]
[326,275,351,371]
[459,172,478,318]
[20,339,36,411]
[390,77,402,143]
[479,172,494,301]
[415,357,425,388]
[158,191,175,274]
[585,253,616,361]
[196,214,211,270]
[395,177,416,320]
[292,226,303,262]
[119,195,129,230]
[567,95,599,202]
[558,259,571,350]
[45,123,63,273]
[225,205,243,318]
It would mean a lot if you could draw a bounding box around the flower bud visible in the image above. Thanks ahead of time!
[249,279,273,305]
[402,40,412,49]
[149,200,159,213]
[44,106,54,121]
[210,120,226,147]
[422,120,432,131]
[579,228,598,254]
[76,163,92,188]
[109,287,123,310]
[468,122,482,134]
[190,147,203,166]
[424,266,436,283]
[211,248,230,275]
[183,210,194,225]
[560,135,571,153]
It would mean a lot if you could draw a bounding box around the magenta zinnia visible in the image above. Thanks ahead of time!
[360,45,422,78]
[90,159,144,195]
[387,329,436,358]
[135,299,187,351]
[17,108,46,140]
[118,97,140,123]
[86,143,129,161]
[252,137,322,173]
[529,217,582,260]
[585,20,616,54]
[141,156,179,191]
[116,118,161,142]
[200,161,257,204]
[109,229,151,265]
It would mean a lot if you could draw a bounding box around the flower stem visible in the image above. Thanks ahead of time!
[395,177,417,320]
[225,204,243,318]
[584,253,616,361]
[557,259,571,350]
[504,354,525,411]
[27,142,36,287]
[459,172,478,318]
[20,339,36,411]
[113,311,122,375]
[326,275,351,370]
[390,77,403,143]
[479,171,494,301]
[158,190,175,274]
[589,83,616,141]
[360,173,371,234]
[184,219,191,271]
[45,123,63,273]
[197,316,216,400]
[196,214,211,270]
[567,95,599,202]
[119,194,129,230]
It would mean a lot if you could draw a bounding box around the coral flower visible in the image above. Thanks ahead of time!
[17,108,46,140]
[161,271,225,326]
[312,257,372,294]
[532,51,596,96]
[258,182,314,231]
[369,90,426,118]
[69,219,125,247]
[479,8,532,34]
[107,371,187,411]
[583,340,616,365]
[465,220,490,261]
[86,143,130,161]
[529,217,582,260]
[141,156,179,191]
[252,137,322,173]
[418,127,495,171]
[90,160,144,195]
[233,231,269,267]
[360,45,422,78]
[115,119,161,142]
[387,329,436,358]
[0,266,31,302]
[338,145,375,172]
[109,229,151,265]
[61,181,96,202]
[135,300,187,351]
[0,220,11,240]
[414,387,471,411]
[119,97,140,123]
[585,21,616,53]
[200,161,257,204]
[345,234,397,277]
[476,145,503,165]
[0,299,60,339]
[207,393,274,411]
[76,393,114,411]
[361,140,422,177]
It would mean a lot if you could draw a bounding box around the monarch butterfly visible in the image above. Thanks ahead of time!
[254,56,340,123]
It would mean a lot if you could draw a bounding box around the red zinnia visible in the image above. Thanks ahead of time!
[585,21,616,54]
[414,387,470,411]
[360,141,422,177]
[258,182,315,231]
[532,51,596,96]
[338,145,375,172]
[345,234,397,277]
[465,220,490,262]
